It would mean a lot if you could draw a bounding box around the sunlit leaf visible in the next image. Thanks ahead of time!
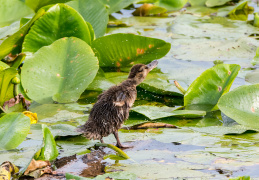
[0,9,45,60]
[155,0,188,11]
[218,84,259,129]
[184,64,240,111]
[67,0,109,38]
[228,1,254,21]
[37,125,58,161]
[21,37,99,104]
[0,112,30,150]
[205,0,231,7]
[25,0,72,12]
[99,0,136,14]
[92,33,171,67]
[22,4,92,54]
[0,0,33,28]
[0,61,9,72]
[245,69,259,84]
[133,3,167,16]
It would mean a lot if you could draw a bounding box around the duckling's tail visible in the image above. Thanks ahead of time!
[76,124,103,140]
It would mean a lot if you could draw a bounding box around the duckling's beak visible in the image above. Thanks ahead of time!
[146,60,158,71]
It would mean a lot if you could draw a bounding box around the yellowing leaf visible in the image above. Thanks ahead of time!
[23,111,38,124]
[0,161,19,180]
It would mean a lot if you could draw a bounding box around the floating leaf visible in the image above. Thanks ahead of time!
[21,37,99,104]
[22,4,92,54]
[99,0,136,14]
[92,33,171,67]
[66,172,137,180]
[184,64,240,111]
[218,84,259,129]
[67,0,109,38]
[0,0,33,27]
[205,0,231,7]
[131,105,206,120]
[228,1,254,21]
[0,68,17,106]
[0,161,19,180]
[155,0,188,11]
[252,47,259,65]
[245,70,259,84]
[87,70,115,91]
[37,125,58,161]
[25,0,72,12]
[0,9,45,60]
[189,0,206,6]
[0,112,30,150]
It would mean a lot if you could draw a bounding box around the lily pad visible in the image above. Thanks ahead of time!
[25,0,72,12]
[0,0,33,27]
[22,4,92,54]
[99,0,136,14]
[21,37,99,104]
[228,1,254,21]
[131,105,206,120]
[0,112,30,150]
[184,64,240,111]
[218,84,259,129]
[67,0,109,38]
[87,70,115,91]
[155,0,188,11]
[245,69,259,84]
[205,0,231,7]
[0,9,45,60]
[92,33,171,67]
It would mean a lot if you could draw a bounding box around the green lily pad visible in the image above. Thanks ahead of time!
[189,0,206,6]
[36,124,58,161]
[252,47,259,65]
[0,0,33,28]
[228,1,254,21]
[25,0,72,12]
[67,0,109,38]
[133,4,167,16]
[99,0,136,14]
[21,37,99,104]
[131,105,206,120]
[218,84,259,129]
[87,70,115,91]
[22,4,92,54]
[205,0,231,7]
[184,64,240,111]
[155,0,188,11]
[245,70,259,84]
[92,33,171,67]
[0,9,45,60]
[0,68,17,106]
[0,112,30,150]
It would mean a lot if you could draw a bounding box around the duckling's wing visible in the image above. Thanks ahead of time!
[113,91,127,106]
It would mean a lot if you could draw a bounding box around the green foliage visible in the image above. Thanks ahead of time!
[22,4,92,54]
[67,0,109,38]
[0,0,33,27]
[184,64,240,111]
[0,9,45,60]
[35,125,58,161]
[218,84,259,129]
[0,112,30,150]
[228,1,254,21]
[0,68,17,106]
[96,143,130,160]
[99,0,137,14]
[155,0,188,11]
[21,37,99,104]
[0,61,9,72]
[25,0,72,12]
[92,33,171,67]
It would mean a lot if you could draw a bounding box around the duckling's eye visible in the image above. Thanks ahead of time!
[145,66,148,69]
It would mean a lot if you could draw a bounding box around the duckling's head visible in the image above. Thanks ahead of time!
[128,60,158,85]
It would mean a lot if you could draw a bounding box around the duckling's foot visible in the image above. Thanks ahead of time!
[114,131,132,149]
[116,144,133,149]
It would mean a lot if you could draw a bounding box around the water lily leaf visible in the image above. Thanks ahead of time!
[252,47,259,65]
[189,0,206,6]
[228,1,254,21]
[92,33,170,67]
[67,0,109,38]
[245,70,259,84]
[254,12,259,27]
[0,61,9,72]
[21,37,99,104]
[37,125,58,161]
[205,0,231,7]
[184,64,240,111]
[218,84,259,129]
[131,105,206,120]
[229,176,250,180]
[25,0,72,12]
[0,112,30,150]
[133,3,167,16]
[0,68,17,106]
[0,9,45,60]
[99,0,136,14]
[155,0,188,11]
[87,70,115,91]
[0,0,33,28]
[22,4,92,54]
[66,172,137,180]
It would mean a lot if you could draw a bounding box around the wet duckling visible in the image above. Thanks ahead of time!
[78,60,158,148]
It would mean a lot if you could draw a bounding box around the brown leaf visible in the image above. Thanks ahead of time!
[24,159,51,175]
[123,122,178,130]
[0,161,19,180]
[3,93,30,111]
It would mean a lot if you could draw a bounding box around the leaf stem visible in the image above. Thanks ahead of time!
[174,80,186,95]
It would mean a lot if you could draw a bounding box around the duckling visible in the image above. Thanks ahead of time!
[77,60,158,148]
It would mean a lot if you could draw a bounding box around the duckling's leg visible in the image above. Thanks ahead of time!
[113,131,123,148]
[100,138,104,143]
